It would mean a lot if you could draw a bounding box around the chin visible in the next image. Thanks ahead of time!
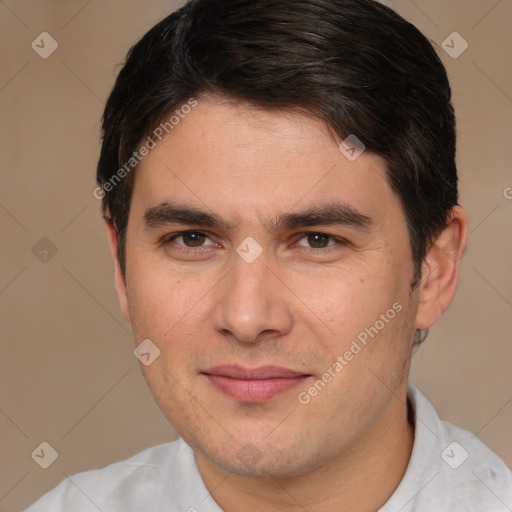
[197,434,330,479]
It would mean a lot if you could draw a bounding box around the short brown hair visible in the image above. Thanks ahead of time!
[97,0,458,344]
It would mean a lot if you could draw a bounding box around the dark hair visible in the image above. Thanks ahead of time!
[97,0,458,345]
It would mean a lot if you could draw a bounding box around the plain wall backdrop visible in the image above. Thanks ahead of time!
[1,1,511,510]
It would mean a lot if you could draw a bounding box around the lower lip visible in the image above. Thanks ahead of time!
[205,375,309,402]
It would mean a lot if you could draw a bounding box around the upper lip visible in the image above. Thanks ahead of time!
[203,365,309,380]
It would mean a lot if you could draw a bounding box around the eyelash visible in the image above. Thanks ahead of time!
[161,230,347,253]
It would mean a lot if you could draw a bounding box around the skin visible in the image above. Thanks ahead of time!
[106,95,467,511]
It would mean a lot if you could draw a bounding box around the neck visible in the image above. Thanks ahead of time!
[196,383,415,512]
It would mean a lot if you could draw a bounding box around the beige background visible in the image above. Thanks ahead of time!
[0,1,511,510]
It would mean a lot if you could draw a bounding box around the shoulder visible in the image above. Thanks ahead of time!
[405,384,512,511]
[24,439,182,512]
[434,416,512,509]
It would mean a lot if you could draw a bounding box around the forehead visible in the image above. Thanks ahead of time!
[132,97,400,226]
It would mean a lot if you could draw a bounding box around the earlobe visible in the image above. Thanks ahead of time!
[415,206,467,330]
[105,220,132,325]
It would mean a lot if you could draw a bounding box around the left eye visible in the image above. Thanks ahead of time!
[295,233,339,249]
[166,231,215,247]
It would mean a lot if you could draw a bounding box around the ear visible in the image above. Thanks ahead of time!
[105,220,131,325]
[415,206,468,330]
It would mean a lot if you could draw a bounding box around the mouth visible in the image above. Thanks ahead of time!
[201,365,312,402]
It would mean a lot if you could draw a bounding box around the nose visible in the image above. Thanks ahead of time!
[212,250,293,344]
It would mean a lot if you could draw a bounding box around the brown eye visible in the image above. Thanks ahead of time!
[167,231,213,248]
[306,233,331,248]
[295,232,337,249]
[181,232,206,247]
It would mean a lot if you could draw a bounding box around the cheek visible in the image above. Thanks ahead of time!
[295,267,404,340]
[126,260,208,344]
[298,267,414,400]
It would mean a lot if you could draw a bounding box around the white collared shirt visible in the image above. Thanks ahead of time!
[25,383,512,511]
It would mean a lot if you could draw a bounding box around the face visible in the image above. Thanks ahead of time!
[112,96,422,477]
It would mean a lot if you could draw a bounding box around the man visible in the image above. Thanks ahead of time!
[26,0,512,510]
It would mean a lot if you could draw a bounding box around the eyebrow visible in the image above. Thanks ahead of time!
[142,201,373,233]
[143,202,232,231]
